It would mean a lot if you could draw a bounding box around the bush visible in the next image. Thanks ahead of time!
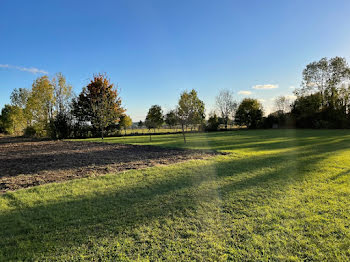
[72,122,92,138]
[49,112,72,139]
[263,111,287,128]
[235,98,263,129]
[206,114,220,131]
[23,126,37,137]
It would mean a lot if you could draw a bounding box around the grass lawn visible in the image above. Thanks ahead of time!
[1,129,350,261]
[121,128,180,135]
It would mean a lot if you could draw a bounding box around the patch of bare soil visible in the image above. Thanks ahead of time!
[0,136,218,193]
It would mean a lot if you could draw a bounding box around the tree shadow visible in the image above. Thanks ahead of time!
[330,169,350,181]
[1,131,349,260]
[146,129,350,153]
[0,163,217,260]
[1,130,350,259]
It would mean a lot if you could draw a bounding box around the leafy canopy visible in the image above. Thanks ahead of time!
[72,73,124,137]
[145,105,163,130]
[177,89,205,127]
[235,98,263,129]
[165,110,178,127]
[119,115,133,129]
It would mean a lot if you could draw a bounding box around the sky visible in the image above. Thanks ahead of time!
[1,0,350,120]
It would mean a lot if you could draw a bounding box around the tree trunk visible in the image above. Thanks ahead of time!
[182,124,186,143]
[101,127,104,139]
[149,129,152,142]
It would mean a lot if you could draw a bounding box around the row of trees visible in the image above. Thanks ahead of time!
[0,74,132,139]
[141,91,264,142]
[1,56,350,140]
[265,57,350,129]
[140,56,350,137]
[143,89,205,142]
[0,74,72,136]
[293,57,350,128]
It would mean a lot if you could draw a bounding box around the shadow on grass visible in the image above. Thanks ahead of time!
[330,169,350,181]
[106,129,350,152]
[1,130,349,260]
[0,164,217,259]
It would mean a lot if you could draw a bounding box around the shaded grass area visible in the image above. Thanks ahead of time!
[1,130,350,260]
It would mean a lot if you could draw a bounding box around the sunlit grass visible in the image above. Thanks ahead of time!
[121,127,180,135]
[1,129,350,260]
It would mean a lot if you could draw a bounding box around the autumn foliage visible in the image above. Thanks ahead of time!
[72,74,124,138]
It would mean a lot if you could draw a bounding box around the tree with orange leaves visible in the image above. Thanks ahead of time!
[72,74,124,139]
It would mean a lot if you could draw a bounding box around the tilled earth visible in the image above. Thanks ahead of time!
[0,136,217,193]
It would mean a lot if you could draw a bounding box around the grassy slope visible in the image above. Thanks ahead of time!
[1,130,350,261]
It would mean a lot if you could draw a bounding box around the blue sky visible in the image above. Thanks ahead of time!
[1,0,350,120]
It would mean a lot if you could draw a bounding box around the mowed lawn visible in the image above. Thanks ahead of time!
[119,128,181,135]
[1,130,350,261]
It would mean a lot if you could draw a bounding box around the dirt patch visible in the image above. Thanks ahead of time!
[0,137,218,193]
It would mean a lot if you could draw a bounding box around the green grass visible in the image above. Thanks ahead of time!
[1,130,350,261]
[118,128,181,135]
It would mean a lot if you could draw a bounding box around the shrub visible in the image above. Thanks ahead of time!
[49,112,72,139]
[235,98,263,129]
[23,126,37,137]
[72,122,92,138]
[206,114,220,131]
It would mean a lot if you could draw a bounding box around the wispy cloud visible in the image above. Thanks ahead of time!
[238,90,252,95]
[252,84,278,90]
[0,64,48,74]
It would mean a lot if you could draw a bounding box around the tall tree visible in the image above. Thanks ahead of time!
[10,88,30,109]
[291,57,350,128]
[207,112,220,131]
[145,105,163,141]
[300,57,350,108]
[0,105,26,135]
[177,89,205,143]
[52,73,73,114]
[165,110,178,130]
[235,98,263,129]
[291,93,323,128]
[119,114,132,135]
[72,74,124,139]
[26,76,55,134]
[215,89,237,129]
[10,88,31,128]
[138,120,143,129]
[274,96,291,113]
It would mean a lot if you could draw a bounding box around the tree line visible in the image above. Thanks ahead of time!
[0,73,131,139]
[1,56,350,140]
[265,57,350,129]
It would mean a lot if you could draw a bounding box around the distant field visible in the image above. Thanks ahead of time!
[121,128,178,135]
[119,126,238,135]
[120,127,204,135]
[1,130,350,260]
